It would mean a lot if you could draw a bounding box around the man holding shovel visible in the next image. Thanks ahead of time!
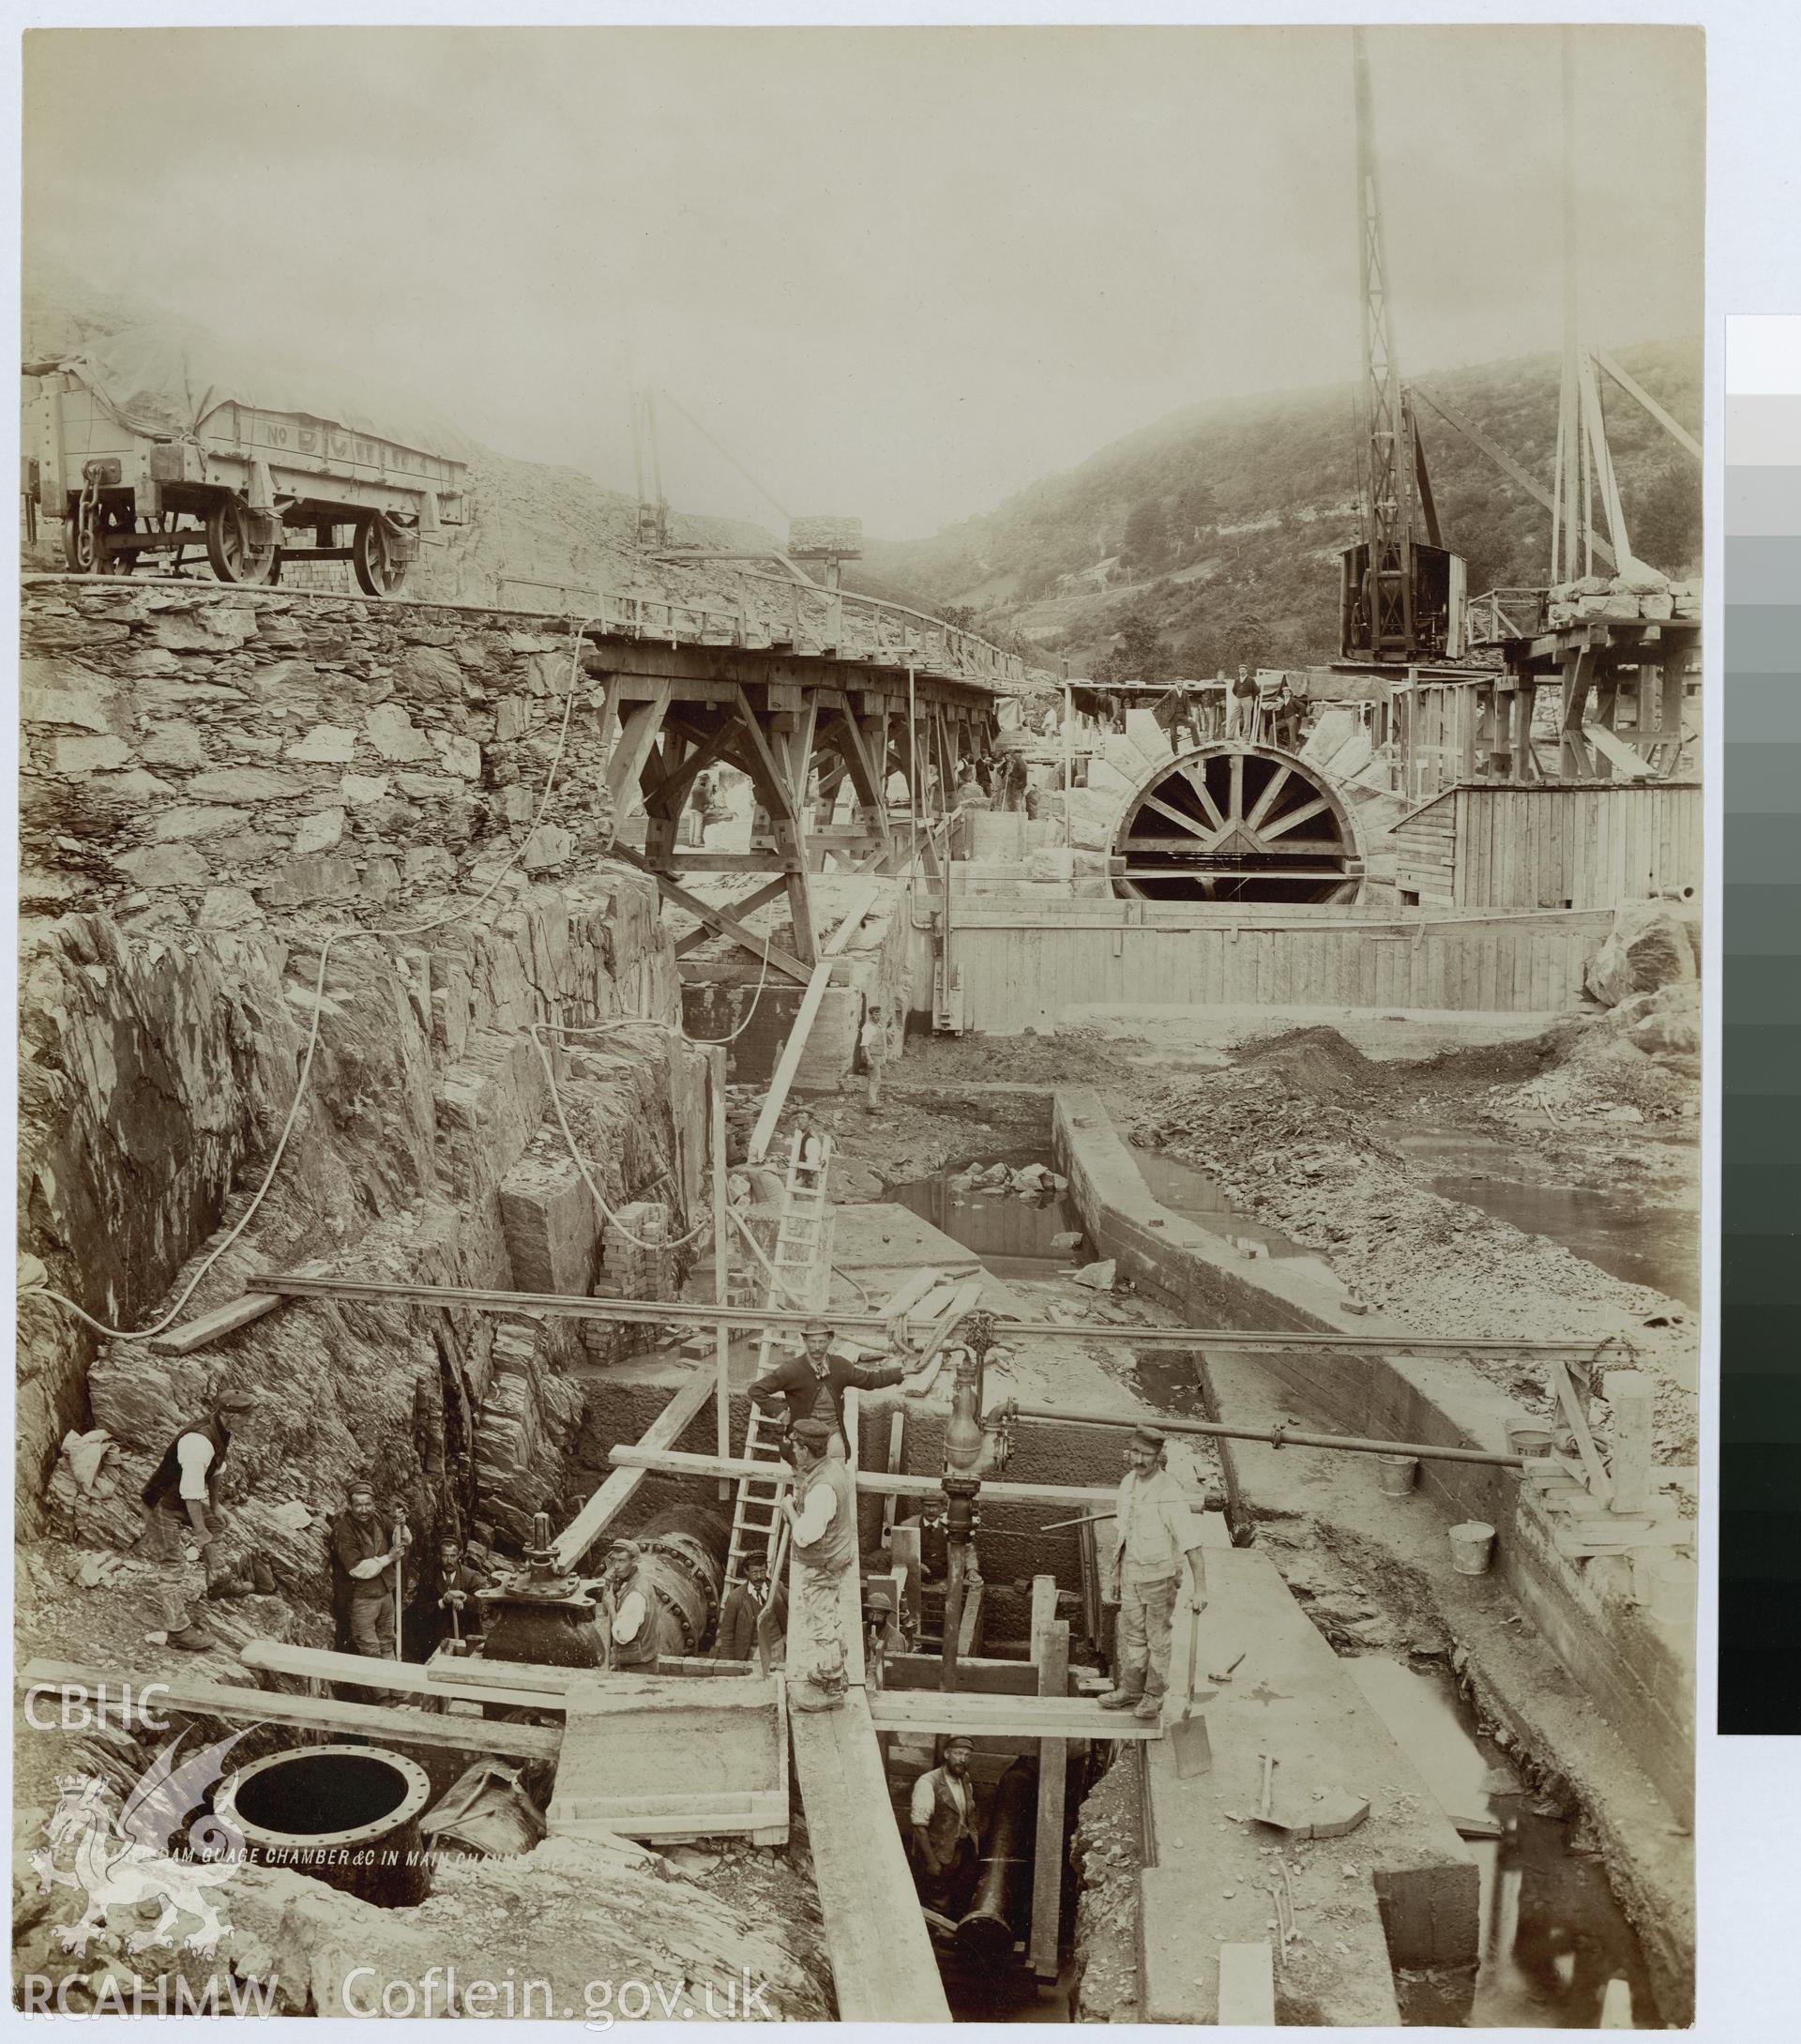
[1099,1425,1208,1725]
[331,1484,411,1694]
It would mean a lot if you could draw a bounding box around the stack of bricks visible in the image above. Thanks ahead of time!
[580,1201,677,1364]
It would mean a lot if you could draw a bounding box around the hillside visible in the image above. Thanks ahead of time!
[851,339,1703,679]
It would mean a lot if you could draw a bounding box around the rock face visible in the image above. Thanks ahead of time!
[20,869,705,1615]
[1583,901,1699,1009]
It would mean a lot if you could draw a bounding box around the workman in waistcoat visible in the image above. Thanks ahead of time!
[780,1420,855,1711]
[331,1483,412,1672]
[137,1389,261,1652]
[436,1538,491,1654]
[711,1552,770,1663]
[910,1735,982,1914]
[749,1317,905,1461]
[595,1539,670,1672]
[1100,1424,1208,1724]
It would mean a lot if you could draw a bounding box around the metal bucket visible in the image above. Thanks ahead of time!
[1448,1522,1496,1576]
[1376,1454,1418,1497]
[1506,1424,1554,1458]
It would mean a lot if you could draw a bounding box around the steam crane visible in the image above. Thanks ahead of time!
[1337,28,1466,665]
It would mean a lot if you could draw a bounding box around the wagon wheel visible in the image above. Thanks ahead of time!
[353,514,408,598]
[204,496,281,586]
[63,502,137,577]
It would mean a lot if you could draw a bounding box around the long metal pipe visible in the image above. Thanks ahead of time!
[1002,1399,1527,1471]
[956,1756,1039,1964]
[254,1270,1615,1362]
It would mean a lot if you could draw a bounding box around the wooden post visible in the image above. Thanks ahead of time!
[1606,1370,1654,1517]
[710,1047,732,1501]
[1029,1576,1058,1666]
[1062,683,1074,846]
[1029,1615,1070,1980]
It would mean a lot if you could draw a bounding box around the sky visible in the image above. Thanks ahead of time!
[22,24,1703,540]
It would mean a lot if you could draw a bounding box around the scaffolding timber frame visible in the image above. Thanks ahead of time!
[587,647,991,973]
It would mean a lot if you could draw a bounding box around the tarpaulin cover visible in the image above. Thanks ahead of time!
[58,318,468,464]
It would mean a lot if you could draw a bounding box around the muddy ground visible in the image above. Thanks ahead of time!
[824,1011,1700,1465]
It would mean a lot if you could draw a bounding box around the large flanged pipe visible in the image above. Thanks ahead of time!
[955,1755,1039,1965]
[216,1744,433,1907]
[1111,740,1363,904]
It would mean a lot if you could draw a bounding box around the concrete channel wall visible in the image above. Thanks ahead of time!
[1052,1087,1693,1827]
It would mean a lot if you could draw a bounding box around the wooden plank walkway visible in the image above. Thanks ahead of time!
[782,1390,951,2022]
[240,1637,566,1714]
[867,1688,1158,1741]
[19,1657,561,1763]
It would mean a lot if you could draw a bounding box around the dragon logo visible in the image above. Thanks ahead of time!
[30,1730,251,1960]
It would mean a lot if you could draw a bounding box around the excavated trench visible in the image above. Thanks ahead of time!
[874,1114,1670,2027]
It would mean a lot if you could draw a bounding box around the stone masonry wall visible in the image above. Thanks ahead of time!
[18,582,711,1618]
[20,580,624,929]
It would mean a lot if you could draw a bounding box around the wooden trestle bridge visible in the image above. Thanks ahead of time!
[581,625,1004,982]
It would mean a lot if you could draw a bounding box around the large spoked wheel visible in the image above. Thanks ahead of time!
[63,502,137,576]
[1112,740,1364,904]
[352,514,408,597]
[205,496,281,586]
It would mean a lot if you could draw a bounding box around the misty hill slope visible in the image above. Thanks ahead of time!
[853,339,1702,678]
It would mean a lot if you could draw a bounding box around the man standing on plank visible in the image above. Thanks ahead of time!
[779,1420,855,1712]
[1099,1424,1208,1724]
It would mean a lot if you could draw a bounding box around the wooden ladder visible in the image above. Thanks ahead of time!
[724,1131,834,1591]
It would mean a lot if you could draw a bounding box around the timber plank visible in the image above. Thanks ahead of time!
[19,1658,561,1762]
[868,1689,1158,1740]
[790,1693,951,2022]
[552,1364,717,1571]
[240,1638,566,1713]
[148,1292,284,1356]
[1030,1618,1072,1978]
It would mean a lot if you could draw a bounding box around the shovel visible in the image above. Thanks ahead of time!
[1169,1614,1213,1779]
[756,1516,793,1679]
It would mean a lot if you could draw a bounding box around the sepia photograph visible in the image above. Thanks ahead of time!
[12,17,1706,2030]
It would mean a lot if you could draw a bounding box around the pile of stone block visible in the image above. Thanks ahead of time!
[1547,560,1701,628]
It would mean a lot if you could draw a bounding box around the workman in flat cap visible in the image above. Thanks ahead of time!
[137,1387,265,1653]
[330,1482,412,1672]
[595,1538,667,1672]
[910,1734,982,1914]
[1100,1424,1208,1724]
[749,1317,906,1460]
[779,1419,855,1710]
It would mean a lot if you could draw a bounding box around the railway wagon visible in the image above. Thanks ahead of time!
[21,324,468,597]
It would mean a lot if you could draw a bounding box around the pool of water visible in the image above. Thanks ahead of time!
[1388,1132,1699,1310]
[885,1147,1089,1282]
[1347,1657,1663,2029]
